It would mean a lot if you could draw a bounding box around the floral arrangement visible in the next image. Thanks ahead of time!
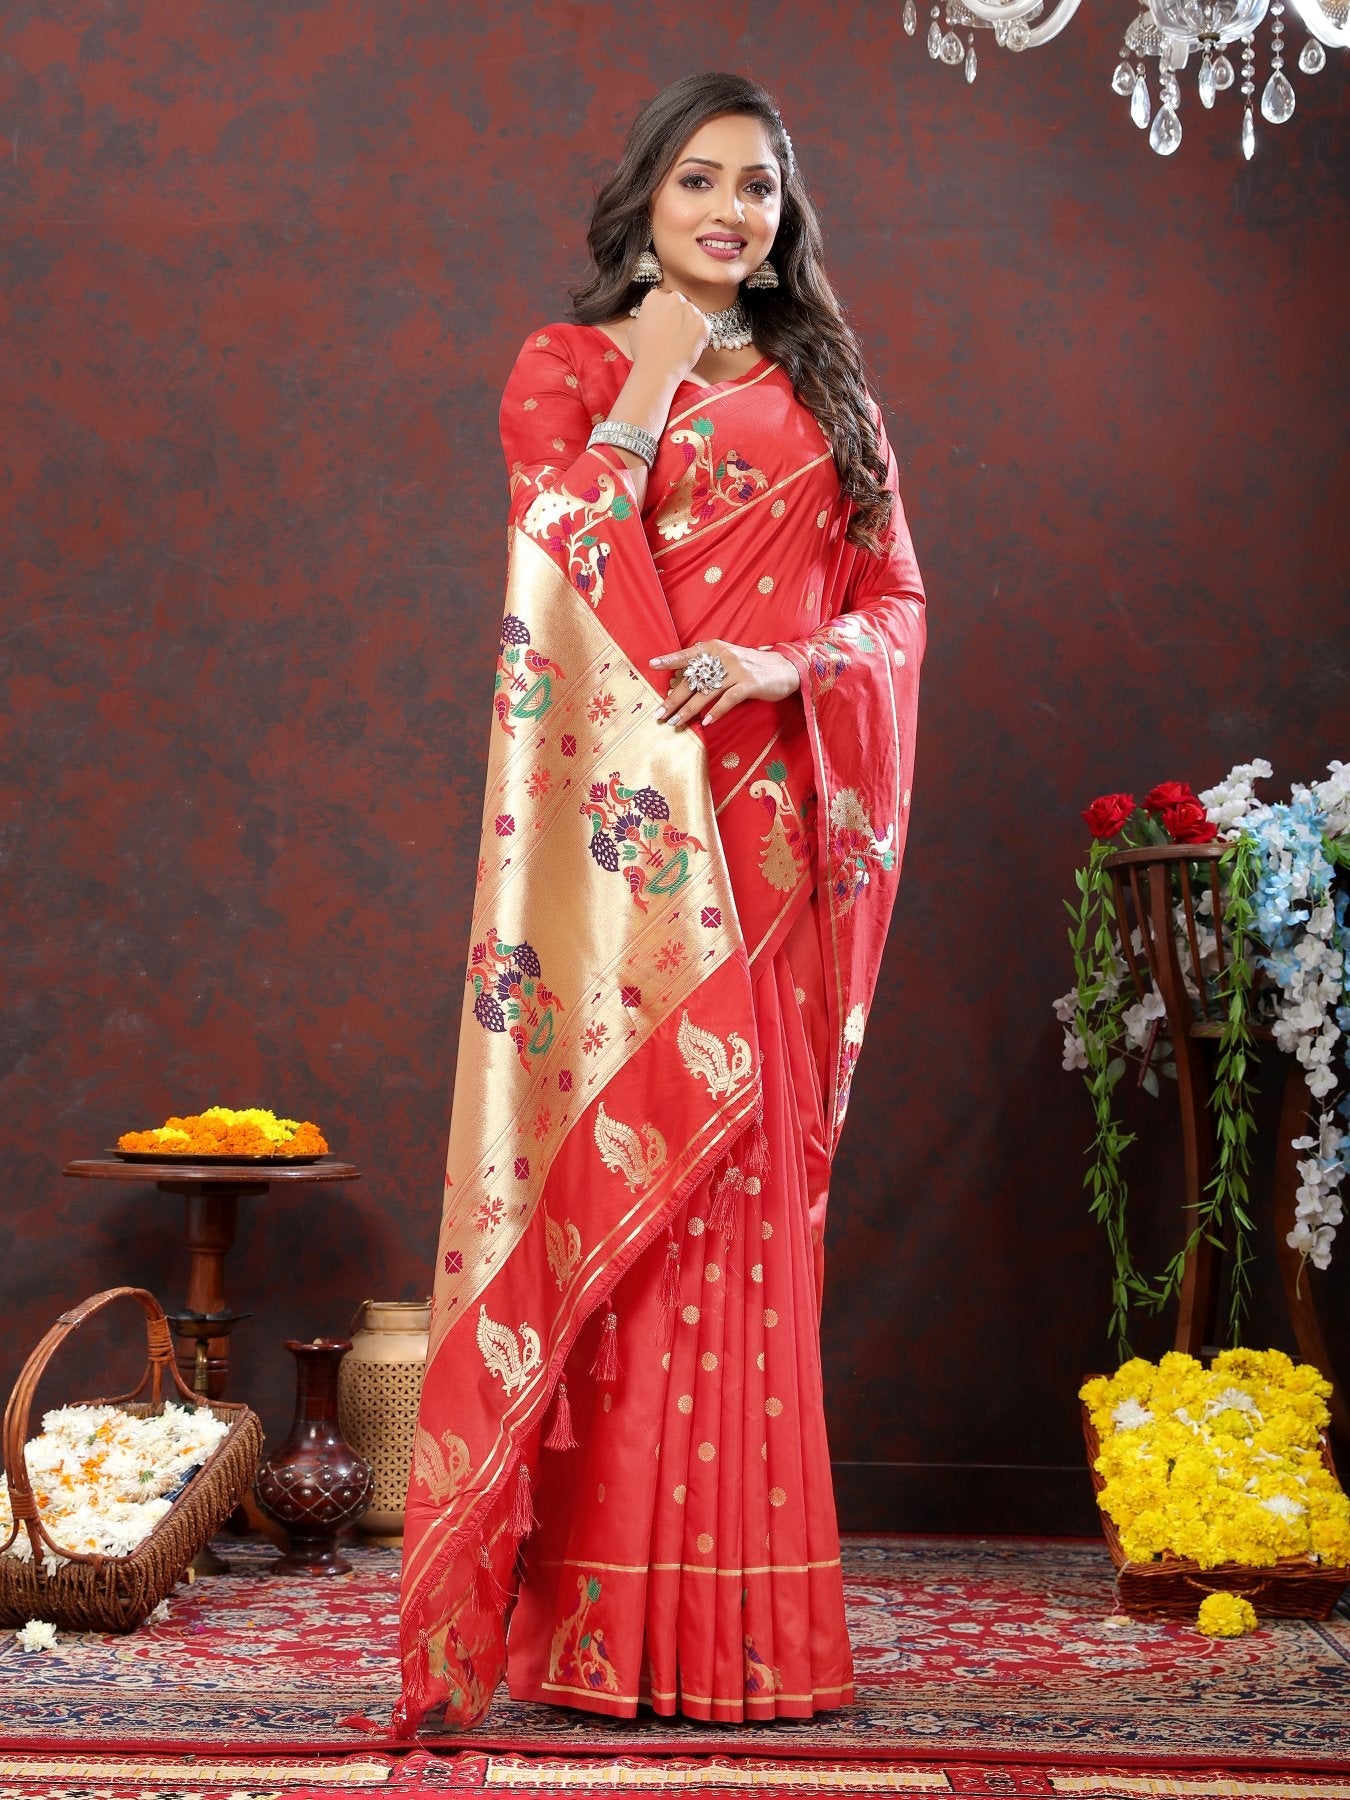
[0,1402,228,1572]
[118,1105,328,1158]
[1081,1350,1350,1581]
[1056,763,1348,1352]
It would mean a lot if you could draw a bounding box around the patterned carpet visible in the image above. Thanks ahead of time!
[0,1753,1349,1800]
[0,1537,1346,1767]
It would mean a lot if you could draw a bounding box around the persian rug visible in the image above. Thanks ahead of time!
[0,1537,1346,1767]
[1,1754,1349,1800]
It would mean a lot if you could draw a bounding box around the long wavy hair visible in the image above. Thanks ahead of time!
[569,72,893,552]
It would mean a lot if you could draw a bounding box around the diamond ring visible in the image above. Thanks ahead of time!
[683,651,728,694]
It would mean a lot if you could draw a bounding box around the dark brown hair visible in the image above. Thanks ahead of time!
[569,72,893,552]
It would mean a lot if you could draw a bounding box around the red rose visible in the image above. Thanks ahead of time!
[1143,780,1196,812]
[1082,793,1136,839]
[1160,797,1218,844]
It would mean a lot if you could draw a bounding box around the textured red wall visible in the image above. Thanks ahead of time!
[2,2,1347,1530]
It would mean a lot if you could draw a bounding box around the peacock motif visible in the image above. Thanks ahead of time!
[654,417,768,543]
[677,1010,753,1097]
[593,1101,668,1192]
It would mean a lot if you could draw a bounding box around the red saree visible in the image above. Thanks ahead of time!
[394,321,925,1734]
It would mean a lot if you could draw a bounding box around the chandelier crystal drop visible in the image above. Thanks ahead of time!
[897,0,1342,158]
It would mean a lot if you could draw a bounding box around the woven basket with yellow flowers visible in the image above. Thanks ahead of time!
[1080,1349,1350,1630]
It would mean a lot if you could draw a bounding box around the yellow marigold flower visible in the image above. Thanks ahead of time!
[1196,1591,1257,1636]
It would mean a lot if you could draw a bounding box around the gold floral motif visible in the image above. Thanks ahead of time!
[593,1101,668,1192]
[411,1425,471,1507]
[676,1010,753,1097]
[476,1304,542,1396]
[544,1213,582,1290]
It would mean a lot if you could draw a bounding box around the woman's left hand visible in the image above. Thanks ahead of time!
[650,640,801,729]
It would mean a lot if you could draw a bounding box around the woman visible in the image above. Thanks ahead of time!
[395,70,925,1735]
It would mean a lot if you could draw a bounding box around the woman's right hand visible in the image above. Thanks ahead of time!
[628,288,710,388]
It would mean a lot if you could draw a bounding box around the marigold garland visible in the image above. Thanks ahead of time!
[1197,1591,1258,1636]
[117,1106,328,1159]
[1080,1349,1350,1572]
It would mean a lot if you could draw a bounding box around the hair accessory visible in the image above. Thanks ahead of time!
[744,258,779,290]
[588,419,658,468]
[778,123,795,181]
[683,650,728,694]
[633,243,662,283]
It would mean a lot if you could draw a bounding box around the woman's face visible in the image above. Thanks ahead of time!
[647,112,783,307]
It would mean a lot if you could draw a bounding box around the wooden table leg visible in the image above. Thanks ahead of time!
[1271,1064,1350,1447]
[158,1180,267,1398]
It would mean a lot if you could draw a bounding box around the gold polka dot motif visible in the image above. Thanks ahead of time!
[764,1307,779,1328]
[704,1263,720,1283]
[682,1304,700,1325]
[757,576,774,594]
[762,1220,773,1240]
[766,1396,783,1417]
[696,1532,714,1553]
[816,508,828,528]
[597,1483,606,1501]
[697,1441,716,1462]
[602,1392,612,1412]
[704,566,722,584]
[756,1351,766,1370]
[661,1351,671,1371]
[700,1351,718,1372]
[674,1483,687,1504]
[771,498,786,518]
[687,1216,706,1237]
[750,1263,764,1284]
[677,1394,694,1415]
[769,1486,787,1508]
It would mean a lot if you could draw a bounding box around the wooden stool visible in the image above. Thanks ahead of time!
[1104,845,1347,1443]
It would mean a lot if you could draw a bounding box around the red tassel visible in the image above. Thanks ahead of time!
[471,1541,507,1616]
[658,1230,681,1347]
[659,1230,681,1311]
[543,1377,578,1450]
[508,1460,536,1540]
[707,1156,741,1242]
[590,1298,621,1383]
[742,1119,770,1184]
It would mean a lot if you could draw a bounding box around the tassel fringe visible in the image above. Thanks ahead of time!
[658,1229,681,1347]
[543,1377,578,1450]
[590,1298,621,1383]
[508,1460,536,1540]
[471,1541,507,1616]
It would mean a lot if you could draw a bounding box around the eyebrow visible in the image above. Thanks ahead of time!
[677,157,778,175]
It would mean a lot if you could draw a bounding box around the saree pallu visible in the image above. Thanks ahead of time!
[394,321,925,1735]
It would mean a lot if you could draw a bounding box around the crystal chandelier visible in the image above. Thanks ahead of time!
[900,0,1346,158]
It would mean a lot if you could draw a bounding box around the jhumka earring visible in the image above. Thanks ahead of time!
[743,258,779,289]
[633,241,662,282]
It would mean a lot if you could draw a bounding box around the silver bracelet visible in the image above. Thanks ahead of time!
[588,419,658,469]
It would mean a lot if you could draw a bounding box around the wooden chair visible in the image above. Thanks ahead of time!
[1103,844,1348,1443]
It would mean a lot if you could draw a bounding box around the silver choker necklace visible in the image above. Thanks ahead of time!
[628,295,753,352]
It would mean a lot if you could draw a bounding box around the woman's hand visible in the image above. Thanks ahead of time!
[628,288,711,388]
[650,640,801,729]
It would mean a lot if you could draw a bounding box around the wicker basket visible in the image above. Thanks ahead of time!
[1082,1397,1350,1620]
[0,1286,264,1632]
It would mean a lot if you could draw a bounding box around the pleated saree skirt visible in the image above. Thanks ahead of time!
[505,892,854,1721]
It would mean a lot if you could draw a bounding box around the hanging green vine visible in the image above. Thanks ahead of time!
[1065,841,1143,1357]
[1064,833,1262,1358]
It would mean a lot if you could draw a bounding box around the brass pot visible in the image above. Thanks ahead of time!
[336,1299,430,1543]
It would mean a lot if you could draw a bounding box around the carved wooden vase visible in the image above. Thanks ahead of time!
[255,1337,375,1576]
